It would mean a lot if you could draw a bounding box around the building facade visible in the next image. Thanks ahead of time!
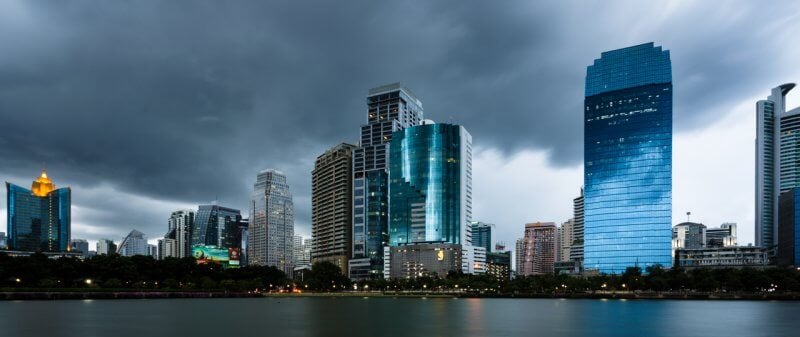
[515,238,524,275]
[293,235,311,268]
[70,239,89,257]
[558,219,574,262]
[157,238,178,259]
[584,42,673,274]
[350,83,424,280]
[311,143,356,274]
[756,83,800,251]
[470,221,493,253]
[672,222,707,250]
[6,170,71,252]
[96,239,117,255]
[674,247,769,269]
[778,188,800,266]
[193,205,242,249]
[569,189,584,265]
[706,223,737,248]
[486,251,512,282]
[118,230,148,257]
[519,222,557,276]
[387,243,462,279]
[249,169,294,276]
[0,232,6,249]
[167,209,195,258]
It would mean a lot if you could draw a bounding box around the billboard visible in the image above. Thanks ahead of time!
[192,245,240,268]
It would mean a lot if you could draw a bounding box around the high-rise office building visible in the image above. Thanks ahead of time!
[519,222,557,276]
[147,244,158,259]
[778,188,800,266]
[118,230,148,257]
[167,209,194,258]
[471,221,493,252]
[756,83,800,251]
[0,232,6,249]
[5,170,71,252]
[249,169,294,276]
[515,238,524,274]
[293,235,311,268]
[96,239,117,255]
[388,122,472,246]
[193,205,242,248]
[584,42,673,274]
[558,219,574,262]
[570,189,584,264]
[70,239,89,257]
[350,83,424,280]
[311,143,356,273]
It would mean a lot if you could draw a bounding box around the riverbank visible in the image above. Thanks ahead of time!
[0,291,259,300]
[263,291,800,300]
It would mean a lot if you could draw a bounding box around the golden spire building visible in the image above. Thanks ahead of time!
[5,170,71,252]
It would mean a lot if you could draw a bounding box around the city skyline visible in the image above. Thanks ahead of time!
[3,1,800,254]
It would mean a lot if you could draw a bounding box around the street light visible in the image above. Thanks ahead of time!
[85,279,93,285]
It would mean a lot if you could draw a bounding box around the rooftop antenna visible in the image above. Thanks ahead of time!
[686,211,691,222]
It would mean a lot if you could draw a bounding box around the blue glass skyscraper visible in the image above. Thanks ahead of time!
[388,122,472,247]
[583,42,673,274]
[6,170,71,252]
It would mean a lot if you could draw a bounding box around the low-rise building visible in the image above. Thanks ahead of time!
[386,243,462,279]
[674,246,769,269]
[486,251,511,281]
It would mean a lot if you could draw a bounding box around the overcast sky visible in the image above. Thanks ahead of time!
[2,1,800,250]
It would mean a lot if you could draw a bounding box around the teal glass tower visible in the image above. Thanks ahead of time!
[6,170,71,252]
[583,43,673,274]
[388,122,472,247]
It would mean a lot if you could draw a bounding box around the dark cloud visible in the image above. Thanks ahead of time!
[1,1,799,243]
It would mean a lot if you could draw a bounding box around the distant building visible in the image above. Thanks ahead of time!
[293,235,311,268]
[350,83,424,280]
[756,83,800,251]
[0,232,6,249]
[193,205,242,248]
[70,239,89,257]
[311,143,356,274]
[147,244,158,259]
[706,223,737,248]
[569,189,584,267]
[470,221,493,253]
[387,243,461,279]
[515,238,524,275]
[96,239,117,255]
[158,238,178,260]
[672,222,707,250]
[486,251,511,282]
[584,43,673,273]
[167,209,195,258]
[778,188,800,266]
[5,170,71,252]
[519,222,557,276]
[248,169,294,276]
[558,219,574,262]
[118,230,148,257]
[674,247,769,269]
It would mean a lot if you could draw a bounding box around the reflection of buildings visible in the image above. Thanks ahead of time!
[584,43,673,274]
[311,143,356,274]
[385,121,484,277]
[6,170,71,252]
[519,222,557,276]
[118,230,148,257]
[350,83,424,280]
[756,83,800,251]
[249,169,294,276]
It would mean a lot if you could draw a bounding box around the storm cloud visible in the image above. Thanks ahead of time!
[1,0,799,247]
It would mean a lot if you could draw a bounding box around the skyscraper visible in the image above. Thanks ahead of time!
[157,238,177,259]
[293,235,311,268]
[756,83,800,251]
[514,238,524,274]
[388,122,472,247]
[470,221,493,252]
[311,143,356,273]
[249,169,294,276]
[350,83,423,280]
[778,188,800,266]
[558,219,574,262]
[519,222,557,276]
[167,209,195,258]
[584,42,673,274]
[570,189,584,264]
[192,205,242,248]
[70,239,89,257]
[6,170,71,252]
[118,230,148,257]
